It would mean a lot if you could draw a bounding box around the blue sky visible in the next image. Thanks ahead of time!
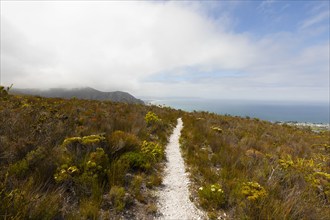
[1,0,329,101]
[201,1,328,35]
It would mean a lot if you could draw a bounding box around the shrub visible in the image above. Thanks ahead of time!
[278,155,294,170]
[140,140,163,162]
[9,146,46,177]
[109,186,126,212]
[198,184,226,209]
[307,171,330,202]
[82,134,106,145]
[85,148,110,181]
[62,137,82,147]
[0,84,12,99]
[108,131,140,157]
[79,199,100,219]
[54,164,79,183]
[145,111,160,125]
[118,152,150,172]
[61,134,107,164]
[131,175,144,201]
[241,181,267,201]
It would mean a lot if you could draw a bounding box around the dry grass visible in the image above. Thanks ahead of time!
[0,91,179,219]
[2,89,329,219]
[181,112,330,219]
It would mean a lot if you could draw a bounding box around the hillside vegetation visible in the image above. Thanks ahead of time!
[1,86,329,219]
[181,112,330,219]
[0,87,179,219]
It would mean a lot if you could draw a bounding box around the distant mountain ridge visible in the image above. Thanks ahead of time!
[11,87,144,104]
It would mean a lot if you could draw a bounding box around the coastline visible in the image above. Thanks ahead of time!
[145,99,330,130]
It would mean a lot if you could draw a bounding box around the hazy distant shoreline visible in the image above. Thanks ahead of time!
[147,98,329,125]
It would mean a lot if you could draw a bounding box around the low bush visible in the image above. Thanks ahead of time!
[198,184,226,210]
[145,111,160,125]
[108,131,140,158]
[140,140,163,162]
[109,186,126,212]
[241,181,267,201]
[118,152,151,172]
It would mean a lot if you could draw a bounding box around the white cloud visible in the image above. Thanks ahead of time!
[300,9,329,30]
[1,2,259,87]
[0,1,329,102]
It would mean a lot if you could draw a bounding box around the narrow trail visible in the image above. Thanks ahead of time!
[157,118,205,220]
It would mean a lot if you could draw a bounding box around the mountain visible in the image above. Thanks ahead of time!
[11,87,144,104]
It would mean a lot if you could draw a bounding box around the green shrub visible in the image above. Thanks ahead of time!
[62,134,106,147]
[0,178,62,219]
[146,173,162,188]
[278,155,294,170]
[79,199,100,219]
[140,140,163,162]
[9,146,46,177]
[145,111,160,125]
[241,181,267,201]
[85,148,110,181]
[118,152,150,172]
[54,164,79,183]
[198,184,226,210]
[307,171,330,202]
[131,175,143,201]
[62,137,82,147]
[82,134,106,145]
[109,186,126,212]
[60,134,107,165]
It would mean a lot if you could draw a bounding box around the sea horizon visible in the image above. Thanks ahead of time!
[147,98,330,125]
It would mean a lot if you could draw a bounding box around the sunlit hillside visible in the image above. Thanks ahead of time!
[0,88,179,219]
[1,87,329,219]
[181,112,330,219]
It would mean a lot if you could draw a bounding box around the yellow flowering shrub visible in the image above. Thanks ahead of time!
[82,135,106,145]
[278,155,294,169]
[241,181,267,201]
[62,135,105,147]
[54,165,79,183]
[140,140,163,161]
[145,111,160,125]
[85,148,109,179]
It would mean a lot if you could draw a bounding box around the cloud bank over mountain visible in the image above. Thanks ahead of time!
[1,1,329,101]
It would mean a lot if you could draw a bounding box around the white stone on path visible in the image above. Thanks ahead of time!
[157,118,205,220]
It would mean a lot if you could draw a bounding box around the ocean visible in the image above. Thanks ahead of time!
[149,98,330,124]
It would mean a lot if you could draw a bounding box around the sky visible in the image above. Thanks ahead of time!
[1,0,329,102]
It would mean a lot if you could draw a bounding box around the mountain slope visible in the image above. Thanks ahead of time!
[11,87,144,104]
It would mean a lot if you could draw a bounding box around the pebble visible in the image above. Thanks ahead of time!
[157,118,205,220]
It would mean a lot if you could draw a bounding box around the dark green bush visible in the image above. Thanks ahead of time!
[118,152,151,172]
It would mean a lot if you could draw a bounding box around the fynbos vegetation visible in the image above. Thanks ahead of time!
[0,93,178,219]
[1,92,329,219]
[180,112,330,219]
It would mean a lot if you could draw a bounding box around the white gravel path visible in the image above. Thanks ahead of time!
[157,118,205,220]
